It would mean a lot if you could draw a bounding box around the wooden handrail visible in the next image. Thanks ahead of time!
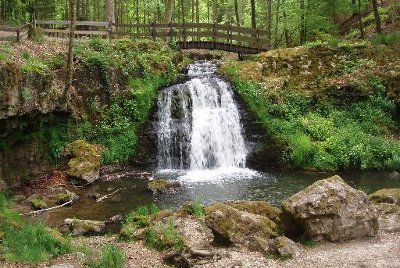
[33,20,269,53]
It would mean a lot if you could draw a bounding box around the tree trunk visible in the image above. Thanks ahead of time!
[266,0,272,48]
[105,0,115,24]
[299,0,306,45]
[66,0,76,105]
[372,0,382,34]
[234,0,240,26]
[250,0,256,29]
[358,0,365,38]
[283,0,290,47]
[274,0,280,48]
[164,0,174,23]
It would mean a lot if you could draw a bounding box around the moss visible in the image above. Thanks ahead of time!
[66,140,102,178]
[369,188,400,205]
[224,201,281,222]
[30,197,48,210]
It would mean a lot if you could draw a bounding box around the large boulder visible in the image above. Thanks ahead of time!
[281,175,378,241]
[146,179,181,195]
[369,188,400,205]
[66,140,102,184]
[205,203,278,247]
[176,217,214,249]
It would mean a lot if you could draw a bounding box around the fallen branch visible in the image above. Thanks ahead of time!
[96,189,121,203]
[20,200,74,216]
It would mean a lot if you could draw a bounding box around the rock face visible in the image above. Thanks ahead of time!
[176,217,214,249]
[281,175,378,241]
[205,202,278,247]
[66,140,102,184]
[146,179,181,194]
[369,188,400,205]
[62,218,105,236]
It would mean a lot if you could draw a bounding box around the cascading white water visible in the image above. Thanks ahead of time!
[156,61,250,178]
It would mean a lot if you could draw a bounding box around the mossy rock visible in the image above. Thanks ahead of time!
[369,188,400,205]
[223,200,281,222]
[66,140,102,184]
[205,203,278,245]
[56,189,79,204]
[62,218,105,236]
[147,179,181,194]
[30,197,48,210]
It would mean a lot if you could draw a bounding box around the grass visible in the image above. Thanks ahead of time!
[0,192,72,263]
[189,200,205,219]
[87,245,125,268]
[145,220,185,251]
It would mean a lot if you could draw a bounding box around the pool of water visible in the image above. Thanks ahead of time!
[47,169,400,227]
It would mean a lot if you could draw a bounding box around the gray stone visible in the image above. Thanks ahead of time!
[270,236,299,258]
[62,218,105,236]
[47,264,76,268]
[389,171,400,180]
[282,175,378,242]
[176,217,214,249]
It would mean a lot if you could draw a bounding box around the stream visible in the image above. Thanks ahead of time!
[47,62,400,227]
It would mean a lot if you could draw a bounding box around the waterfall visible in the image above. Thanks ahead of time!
[156,62,248,174]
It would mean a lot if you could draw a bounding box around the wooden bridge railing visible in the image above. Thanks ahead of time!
[35,20,269,53]
[0,23,31,42]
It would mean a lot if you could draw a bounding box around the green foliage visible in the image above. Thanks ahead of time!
[224,64,400,171]
[125,204,160,228]
[0,192,71,264]
[372,33,400,47]
[188,200,205,219]
[145,220,185,251]
[88,245,125,268]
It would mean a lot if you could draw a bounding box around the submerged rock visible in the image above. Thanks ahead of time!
[147,179,181,194]
[369,188,400,205]
[29,195,48,210]
[205,203,278,247]
[66,140,102,184]
[281,175,378,241]
[56,189,79,204]
[62,218,105,236]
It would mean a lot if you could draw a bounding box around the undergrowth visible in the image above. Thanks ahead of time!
[223,64,400,171]
[87,245,125,268]
[0,192,72,263]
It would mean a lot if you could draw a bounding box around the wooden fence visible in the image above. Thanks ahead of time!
[35,20,269,54]
[0,23,31,42]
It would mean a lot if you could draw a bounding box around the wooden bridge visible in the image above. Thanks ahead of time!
[31,20,269,54]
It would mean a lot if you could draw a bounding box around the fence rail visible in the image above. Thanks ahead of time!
[35,20,269,54]
[0,23,31,42]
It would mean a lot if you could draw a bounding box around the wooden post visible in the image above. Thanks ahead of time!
[151,22,156,40]
[256,29,260,53]
[213,23,216,49]
[16,28,20,42]
[168,21,173,43]
[108,21,113,40]
[228,23,232,51]
[183,22,186,48]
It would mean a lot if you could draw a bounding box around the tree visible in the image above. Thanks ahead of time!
[106,0,115,24]
[66,0,76,105]
[371,0,382,34]
[250,0,256,29]
[164,0,174,23]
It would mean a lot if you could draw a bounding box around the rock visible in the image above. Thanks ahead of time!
[30,196,48,210]
[205,203,278,246]
[56,190,79,204]
[369,188,400,205]
[223,200,281,222]
[89,192,101,200]
[66,140,102,184]
[147,179,181,194]
[269,236,299,259]
[62,218,106,236]
[389,171,400,180]
[108,214,122,223]
[47,264,76,268]
[247,236,271,253]
[374,203,400,233]
[176,217,214,249]
[281,175,378,241]
[11,194,26,203]
[0,179,6,191]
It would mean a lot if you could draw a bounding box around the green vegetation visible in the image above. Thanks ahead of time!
[0,193,72,263]
[222,52,400,171]
[87,245,125,268]
[145,220,185,251]
[188,200,205,219]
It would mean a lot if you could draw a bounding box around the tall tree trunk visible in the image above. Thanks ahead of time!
[250,0,256,29]
[283,0,289,47]
[106,0,115,23]
[372,0,382,34]
[164,0,173,23]
[66,0,76,105]
[266,0,272,48]
[299,0,306,44]
[358,0,364,38]
[234,0,240,26]
[274,0,280,48]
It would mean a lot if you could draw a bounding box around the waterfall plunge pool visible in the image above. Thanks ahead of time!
[46,62,400,228]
